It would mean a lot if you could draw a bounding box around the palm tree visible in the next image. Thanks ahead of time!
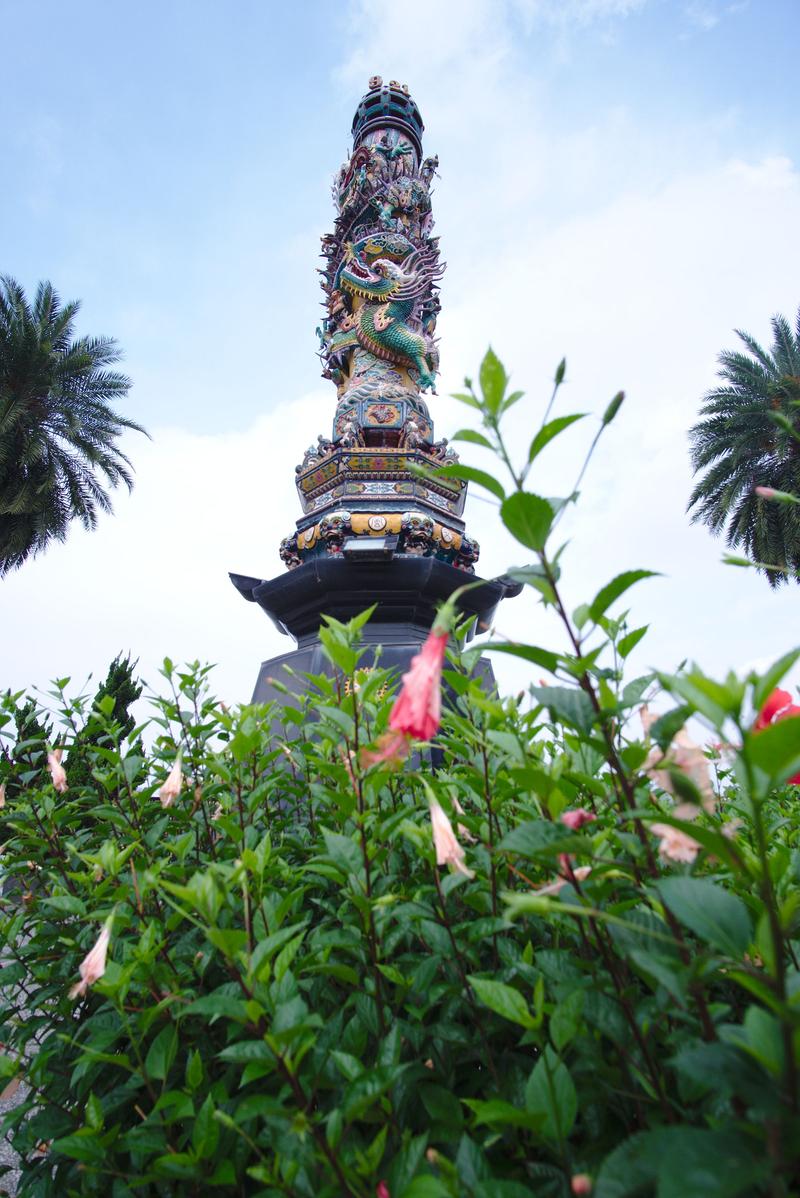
[688,308,800,587]
[0,276,147,575]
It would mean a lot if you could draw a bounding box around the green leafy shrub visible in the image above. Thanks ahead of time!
[2,352,800,1197]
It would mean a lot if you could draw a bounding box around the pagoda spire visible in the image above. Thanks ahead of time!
[230,80,518,704]
[279,77,478,573]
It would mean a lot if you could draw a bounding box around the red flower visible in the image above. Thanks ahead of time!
[360,625,450,769]
[389,629,448,741]
[754,687,800,784]
[376,1183,391,1198]
[560,808,596,831]
[755,688,800,731]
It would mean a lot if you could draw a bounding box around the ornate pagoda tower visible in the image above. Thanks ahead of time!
[231,78,518,701]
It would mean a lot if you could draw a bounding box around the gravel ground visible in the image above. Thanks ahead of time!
[0,1080,23,1196]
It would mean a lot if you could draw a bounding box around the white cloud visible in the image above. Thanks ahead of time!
[1,394,330,706]
[3,0,798,719]
[684,3,721,30]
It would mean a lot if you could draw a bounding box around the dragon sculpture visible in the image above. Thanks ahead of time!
[326,232,442,392]
[272,78,479,575]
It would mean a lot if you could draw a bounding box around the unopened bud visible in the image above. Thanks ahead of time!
[555,357,566,384]
[602,391,624,426]
[571,1176,593,1196]
[754,485,799,504]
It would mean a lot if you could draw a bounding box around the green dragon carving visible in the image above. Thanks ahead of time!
[328,233,442,392]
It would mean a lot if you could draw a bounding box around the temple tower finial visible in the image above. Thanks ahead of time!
[281,79,478,572]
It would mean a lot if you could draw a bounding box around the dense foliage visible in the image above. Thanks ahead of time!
[688,307,800,586]
[2,353,800,1197]
[0,276,147,575]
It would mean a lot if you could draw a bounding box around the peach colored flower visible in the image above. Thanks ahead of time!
[157,755,183,808]
[360,728,412,769]
[338,746,358,786]
[537,864,592,896]
[639,703,657,736]
[69,922,111,999]
[571,1176,593,1196]
[390,629,448,741]
[651,822,700,864]
[429,797,474,878]
[452,793,477,842]
[560,808,596,831]
[47,748,67,794]
[640,708,714,814]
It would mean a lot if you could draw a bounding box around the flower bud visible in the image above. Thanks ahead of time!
[602,391,625,426]
[571,1176,593,1195]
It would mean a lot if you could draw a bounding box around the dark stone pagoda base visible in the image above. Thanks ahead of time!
[230,555,521,705]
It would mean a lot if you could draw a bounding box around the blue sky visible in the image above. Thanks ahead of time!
[5,0,798,433]
[3,0,800,707]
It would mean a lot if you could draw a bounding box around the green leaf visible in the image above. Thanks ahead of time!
[529,684,596,734]
[524,1046,577,1141]
[218,1039,272,1065]
[451,428,495,450]
[321,828,363,876]
[653,876,752,957]
[317,705,355,738]
[752,647,800,711]
[501,493,554,551]
[657,669,733,728]
[649,705,692,752]
[594,1128,768,1198]
[618,625,648,658]
[192,1094,219,1159]
[462,1099,543,1129]
[499,820,584,859]
[451,390,482,411]
[747,716,800,783]
[527,414,586,465]
[550,990,584,1051]
[186,1050,203,1091]
[145,1024,178,1082]
[479,347,507,414]
[478,641,560,674]
[434,462,506,501]
[467,975,537,1028]
[419,1084,464,1128]
[500,389,525,414]
[506,562,556,601]
[400,1178,451,1198]
[51,1131,106,1164]
[41,895,86,917]
[588,570,658,621]
[601,391,625,426]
